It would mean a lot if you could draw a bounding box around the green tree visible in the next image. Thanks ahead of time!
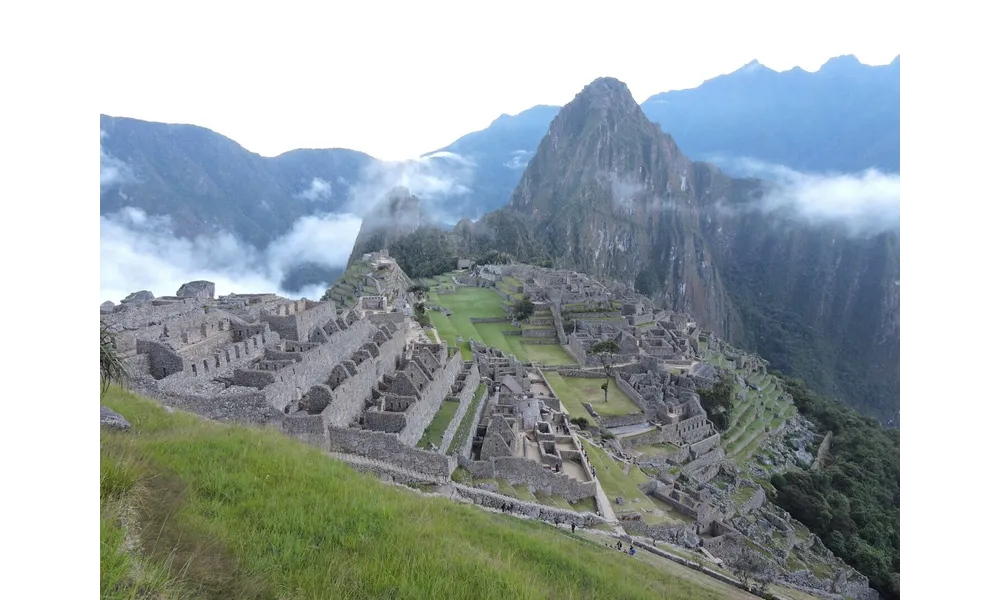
[588,339,620,402]
[477,250,515,265]
[408,283,429,299]
[513,294,535,321]
[100,323,129,397]
[696,379,736,430]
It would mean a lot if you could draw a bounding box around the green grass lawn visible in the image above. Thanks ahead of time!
[101,387,735,600]
[417,399,461,450]
[580,441,685,526]
[547,375,641,418]
[428,288,576,366]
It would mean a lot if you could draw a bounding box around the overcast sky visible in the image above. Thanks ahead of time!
[98,1,899,161]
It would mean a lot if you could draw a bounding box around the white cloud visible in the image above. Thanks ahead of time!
[345,152,476,224]
[100,130,132,190]
[297,177,333,201]
[100,207,362,304]
[718,157,900,235]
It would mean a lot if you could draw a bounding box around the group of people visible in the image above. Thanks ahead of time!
[615,540,637,556]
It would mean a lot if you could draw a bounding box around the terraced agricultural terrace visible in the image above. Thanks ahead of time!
[424,272,576,365]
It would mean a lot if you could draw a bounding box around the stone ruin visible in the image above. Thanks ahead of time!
[566,313,701,366]
[102,276,471,476]
[324,251,414,311]
[458,341,599,505]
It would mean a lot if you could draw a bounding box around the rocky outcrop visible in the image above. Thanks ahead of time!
[100,406,132,431]
[121,290,154,304]
[176,281,215,300]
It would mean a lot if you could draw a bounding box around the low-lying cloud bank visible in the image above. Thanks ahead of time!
[99,131,480,305]
[714,156,900,235]
[100,207,362,304]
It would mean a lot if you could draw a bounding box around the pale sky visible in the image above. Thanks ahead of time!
[98,0,899,161]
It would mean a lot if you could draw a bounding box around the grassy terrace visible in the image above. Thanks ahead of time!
[101,387,738,599]
[446,383,488,455]
[417,399,461,450]
[463,476,600,514]
[720,367,797,463]
[546,373,642,424]
[633,442,683,457]
[427,285,575,366]
[582,441,691,526]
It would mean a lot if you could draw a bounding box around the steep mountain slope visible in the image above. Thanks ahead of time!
[423,105,561,218]
[348,187,433,264]
[487,77,899,422]
[507,78,741,340]
[641,55,900,174]
[100,114,375,249]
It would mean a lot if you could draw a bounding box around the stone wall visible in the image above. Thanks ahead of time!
[136,340,184,379]
[397,351,464,446]
[682,447,724,474]
[602,413,648,428]
[266,319,403,416]
[457,456,497,479]
[522,328,557,338]
[469,317,508,323]
[562,311,620,319]
[628,312,655,326]
[452,485,605,527]
[689,434,720,457]
[619,427,665,449]
[260,301,340,342]
[555,369,607,378]
[281,413,327,448]
[369,312,405,325]
[457,388,495,459]
[364,410,407,433]
[615,373,646,406]
[328,426,456,478]
[492,457,596,502]
[144,383,281,425]
[438,363,482,454]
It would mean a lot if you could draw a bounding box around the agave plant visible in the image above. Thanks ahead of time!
[100,322,130,396]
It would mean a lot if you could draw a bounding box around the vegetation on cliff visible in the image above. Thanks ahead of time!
[388,227,457,279]
[768,376,900,600]
[101,388,739,600]
[696,379,737,431]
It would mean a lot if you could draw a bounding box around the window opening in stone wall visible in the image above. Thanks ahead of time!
[203,359,209,372]
[191,363,197,375]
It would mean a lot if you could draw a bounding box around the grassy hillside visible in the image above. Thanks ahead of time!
[101,387,737,600]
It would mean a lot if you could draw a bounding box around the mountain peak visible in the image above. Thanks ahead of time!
[348,187,428,263]
[732,59,775,76]
[819,54,863,71]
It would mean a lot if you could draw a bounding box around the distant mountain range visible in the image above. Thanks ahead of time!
[101,53,899,241]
